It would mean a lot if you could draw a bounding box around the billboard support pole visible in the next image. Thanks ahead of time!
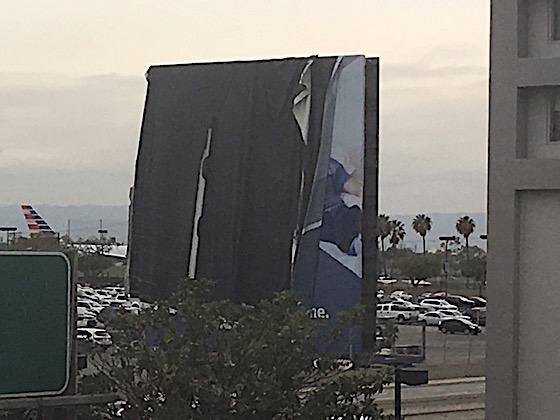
[361,58,380,354]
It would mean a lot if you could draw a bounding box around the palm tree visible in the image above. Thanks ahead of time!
[389,219,406,249]
[412,214,432,254]
[377,214,391,253]
[456,215,476,287]
[377,214,392,276]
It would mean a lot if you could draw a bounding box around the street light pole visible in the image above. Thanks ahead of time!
[439,236,458,296]
[394,368,402,420]
[0,227,17,247]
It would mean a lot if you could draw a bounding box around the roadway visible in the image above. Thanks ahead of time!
[376,376,485,419]
[375,324,486,418]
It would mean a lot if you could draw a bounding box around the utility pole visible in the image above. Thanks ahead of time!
[98,219,107,241]
[439,236,457,296]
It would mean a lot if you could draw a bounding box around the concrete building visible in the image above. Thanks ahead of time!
[488,1,560,418]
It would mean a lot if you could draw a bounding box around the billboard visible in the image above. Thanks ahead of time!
[291,56,365,354]
[129,56,378,351]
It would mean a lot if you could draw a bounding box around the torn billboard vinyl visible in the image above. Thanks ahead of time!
[291,56,366,354]
[128,55,378,353]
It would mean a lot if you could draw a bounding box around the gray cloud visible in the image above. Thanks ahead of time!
[0,73,145,205]
[0,73,145,170]
[0,64,488,212]
[382,63,487,83]
[0,165,134,206]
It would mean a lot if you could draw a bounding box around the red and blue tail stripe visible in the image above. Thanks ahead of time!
[21,205,54,233]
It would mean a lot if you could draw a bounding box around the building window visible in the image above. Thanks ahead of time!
[552,0,560,40]
[550,95,560,142]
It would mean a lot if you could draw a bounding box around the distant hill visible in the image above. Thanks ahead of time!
[0,205,486,250]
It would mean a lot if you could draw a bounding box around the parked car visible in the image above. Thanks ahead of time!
[77,306,96,318]
[402,279,432,286]
[470,296,487,307]
[392,298,421,311]
[77,314,98,328]
[417,292,432,302]
[77,298,103,314]
[418,311,449,326]
[419,299,458,311]
[122,298,151,311]
[438,309,471,321]
[438,318,482,335]
[390,290,413,301]
[377,302,418,322]
[377,275,398,285]
[104,286,125,296]
[76,328,112,347]
[443,295,475,310]
[468,307,487,326]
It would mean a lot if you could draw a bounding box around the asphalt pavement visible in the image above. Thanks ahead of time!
[395,324,486,366]
[376,376,485,419]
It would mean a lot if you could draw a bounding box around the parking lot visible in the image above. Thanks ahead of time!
[395,324,486,366]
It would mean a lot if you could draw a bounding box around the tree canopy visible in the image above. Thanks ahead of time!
[412,214,432,254]
[79,279,393,419]
[395,253,442,285]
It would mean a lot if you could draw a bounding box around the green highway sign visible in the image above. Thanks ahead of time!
[0,252,71,398]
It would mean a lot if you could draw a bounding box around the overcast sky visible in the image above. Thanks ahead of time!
[0,0,489,214]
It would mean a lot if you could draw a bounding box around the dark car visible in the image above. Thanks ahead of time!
[469,296,487,308]
[438,318,481,335]
[444,295,475,310]
[468,307,487,326]
[417,292,432,302]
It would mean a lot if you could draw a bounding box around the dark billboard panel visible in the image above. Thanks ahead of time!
[129,56,379,352]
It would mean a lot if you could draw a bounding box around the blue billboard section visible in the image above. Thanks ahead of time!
[292,55,365,355]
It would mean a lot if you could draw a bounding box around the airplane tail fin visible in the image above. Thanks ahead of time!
[21,205,55,234]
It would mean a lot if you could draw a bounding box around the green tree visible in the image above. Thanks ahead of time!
[455,216,476,260]
[377,214,391,253]
[455,216,476,287]
[389,219,406,249]
[79,279,393,419]
[457,247,486,294]
[72,236,117,276]
[396,253,442,288]
[411,214,432,254]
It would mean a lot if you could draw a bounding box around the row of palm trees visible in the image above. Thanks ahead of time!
[377,213,477,256]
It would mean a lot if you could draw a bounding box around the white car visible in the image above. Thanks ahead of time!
[390,290,413,301]
[104,286,124,295]
[77,298,103,314]
[77,313,98,328]
[123,298,151,309]
[418,311,449,326]
[392,298,421,311]
[402,279,432,286]
[438,309,471,321]
[419,299,458,311]
[76,328,112,347]
[377,276,398,285]
[77,306,96,318]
